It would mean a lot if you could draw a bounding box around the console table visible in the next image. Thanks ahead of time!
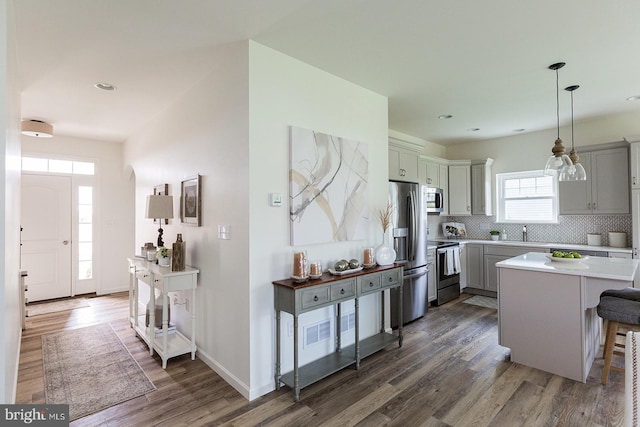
[127,258,199,368]
[273,264,403,401]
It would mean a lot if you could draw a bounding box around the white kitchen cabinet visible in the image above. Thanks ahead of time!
[559,147,629,214]
[419,161,440,186]
[630,142,640,189]
[389,145,419,182]
[449,164,471,215]
[471,159,494,216]
[465,244,484,289]
[427,248,436,302]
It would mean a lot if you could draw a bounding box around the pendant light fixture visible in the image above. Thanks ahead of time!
[543,62,572,176]
[559,85,587,181]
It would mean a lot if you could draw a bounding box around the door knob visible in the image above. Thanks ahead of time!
[62,240,70,245]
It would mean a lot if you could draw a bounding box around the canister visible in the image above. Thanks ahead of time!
[608,232,627,248]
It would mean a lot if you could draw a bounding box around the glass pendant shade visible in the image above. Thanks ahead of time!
[543,136,572,176]
[559,84,587,182]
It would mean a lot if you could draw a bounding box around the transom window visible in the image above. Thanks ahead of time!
[496,170,558,224]
[22,156,95,175]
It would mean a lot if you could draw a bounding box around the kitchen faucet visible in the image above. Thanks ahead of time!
[523,225,528,242]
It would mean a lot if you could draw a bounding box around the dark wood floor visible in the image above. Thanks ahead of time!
[16,292,625,426]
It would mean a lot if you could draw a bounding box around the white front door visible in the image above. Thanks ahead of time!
[21,174,72,302]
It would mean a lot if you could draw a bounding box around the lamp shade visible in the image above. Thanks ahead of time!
[145,195,174,219]
[21,120,53,138]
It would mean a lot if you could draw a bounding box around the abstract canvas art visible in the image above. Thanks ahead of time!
[289,126,369,245]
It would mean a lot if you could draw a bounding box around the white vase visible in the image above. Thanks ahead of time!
[375,229,396,266]
[158,256,170,267]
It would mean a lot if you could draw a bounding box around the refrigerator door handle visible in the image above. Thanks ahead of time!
[407,191,417,262]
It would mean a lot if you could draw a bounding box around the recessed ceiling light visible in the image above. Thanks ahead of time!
[513,128,526,132]
[94,82,116,91]
[438,114,453,119]
[467,128,480,132]
[627,95,640,101]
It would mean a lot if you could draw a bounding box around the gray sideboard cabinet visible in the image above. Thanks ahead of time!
[272,265,403,401]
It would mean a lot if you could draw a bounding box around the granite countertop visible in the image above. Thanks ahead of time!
[495,251,638,281]
[427,237,632,254]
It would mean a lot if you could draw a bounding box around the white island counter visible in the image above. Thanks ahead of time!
[496,252,638,382]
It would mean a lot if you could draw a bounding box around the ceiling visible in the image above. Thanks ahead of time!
[13,0,640,145]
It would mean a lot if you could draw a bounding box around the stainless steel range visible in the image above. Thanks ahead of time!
[428,240,461,305]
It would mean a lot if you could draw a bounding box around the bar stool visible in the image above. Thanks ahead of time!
[597,288,640,385]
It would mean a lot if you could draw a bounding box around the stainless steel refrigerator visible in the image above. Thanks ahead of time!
[388,181,429,327]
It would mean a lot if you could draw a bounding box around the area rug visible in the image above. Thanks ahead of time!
[463,295,498,310]
[27,298,90,316]
[42,323,155,421]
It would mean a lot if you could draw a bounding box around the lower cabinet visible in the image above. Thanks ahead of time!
[465,244,549,295]
[465,244,484,290]
[427,248,436,302]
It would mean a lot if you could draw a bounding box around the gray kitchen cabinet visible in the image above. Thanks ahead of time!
[427,248,436,302]
[471,159,494,216]
[420,161,440,186]
[465,244,484,290]
[389,144,419,182]
[449,163,472,215]
[483,245,549,294]
[559,147,629,214]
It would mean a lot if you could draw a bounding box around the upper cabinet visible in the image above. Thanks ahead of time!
[389,142,420,182]
[630,142,640,189]
[559,147,629,214]
[448,163,472,216]
[448,159,493,216]
[471,159,494,216]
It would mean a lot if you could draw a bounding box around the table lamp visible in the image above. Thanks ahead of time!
[145,195,174,247]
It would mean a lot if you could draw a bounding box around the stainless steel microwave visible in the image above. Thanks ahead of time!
[425,187,444,213]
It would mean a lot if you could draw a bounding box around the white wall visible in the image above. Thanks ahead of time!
[248,42,389,399]
[1,0,23,403]
[124,41,252,395]
[124,40,389,401]
[21,135,133,296]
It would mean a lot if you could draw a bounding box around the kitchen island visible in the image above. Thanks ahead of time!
[496,252,638,382]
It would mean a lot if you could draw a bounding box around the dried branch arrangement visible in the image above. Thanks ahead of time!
[378,202,393,231]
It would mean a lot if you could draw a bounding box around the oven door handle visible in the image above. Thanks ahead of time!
[404,270,427,280]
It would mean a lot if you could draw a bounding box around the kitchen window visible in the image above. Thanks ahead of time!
[496,171,558,224]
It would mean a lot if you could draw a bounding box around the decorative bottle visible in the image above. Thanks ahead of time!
[171,233,186,271]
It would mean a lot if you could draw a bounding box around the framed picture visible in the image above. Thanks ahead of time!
[181,174,201,226]
[153,183,169,225]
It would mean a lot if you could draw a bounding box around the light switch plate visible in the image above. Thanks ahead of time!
[218,225,231,240]
[269,193,282,207]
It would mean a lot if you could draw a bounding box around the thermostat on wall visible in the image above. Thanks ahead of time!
[269,193,282,207]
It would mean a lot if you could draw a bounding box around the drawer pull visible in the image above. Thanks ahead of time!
[340,289,345,294]
[369,282,374,287]
[313,295,319,302]
[388,277,393,282]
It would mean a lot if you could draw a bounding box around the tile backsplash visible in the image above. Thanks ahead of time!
[428,214,632,247]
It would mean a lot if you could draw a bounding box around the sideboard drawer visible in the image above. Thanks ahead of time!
[301,287,330,310]
[330,280,356,301]
[381,269,401,289]
[136,270,151,285]
[358,274,382,295]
